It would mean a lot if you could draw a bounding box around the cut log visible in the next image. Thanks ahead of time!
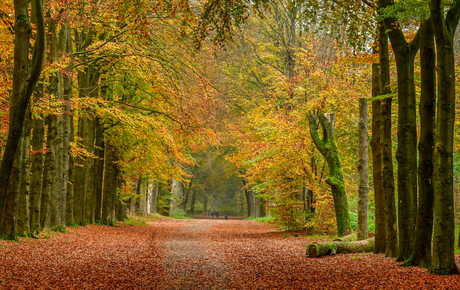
[333,233,357,242]
[307,237,375,258]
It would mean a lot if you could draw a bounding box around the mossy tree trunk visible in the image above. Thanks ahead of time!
[308,113,351,237]
[403,17,435,269]
[430,0,460,275]
[371,62,385,253]
[378,20,398,258]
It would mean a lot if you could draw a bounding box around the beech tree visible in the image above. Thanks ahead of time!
[308,113,351,237]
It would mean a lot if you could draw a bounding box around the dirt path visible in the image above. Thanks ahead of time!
[1,218,460,289]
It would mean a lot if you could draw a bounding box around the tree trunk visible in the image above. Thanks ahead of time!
[430,0,460,275]
[307,238,375,258]
[40,115,56,232]
[73,117,86,225]
[102,142,119,225]
[116,175,127,221]
[66,111,75,226]
[308,113,351,236]
[0,0,45,228]
[378,21,398,258]
[371,62,385,253]
[190,189,196,215]
[84,118,96,224]
[17,109,31,237]
[1,136,22,241]
[94,118,104,223]
[150,182,159,213]
[29,92,45,236]
[63,25,74,226]
[403,17,435,269]
[243,179,251,217]
[47,20,61,232]
[357,98,369,241]
[380,0,420,261]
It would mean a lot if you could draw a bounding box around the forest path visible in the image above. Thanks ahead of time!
[1,219,460,289]
[155,218,460,290]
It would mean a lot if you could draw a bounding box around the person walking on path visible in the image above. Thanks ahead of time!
[211,210,215,219]
[215,210,219,219]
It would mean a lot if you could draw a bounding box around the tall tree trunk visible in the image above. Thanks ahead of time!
[47,20,61,232]
[357,98,369,241]
[150,182,159,213]
[371,63,385,253]
[379,20,398,258]
[66,112,75,226]
[242,179,251,217]
[381,0,420,261]
[430,0,460,275]
[190,189,196,215]
[29,90,45,237]
[73,118,86,225]
[308,113,351,236]
[102,142,119,226]
[94,118,104,223]
[17,109,31,237]
[40,115,56,232]
[0,0,45,228]
[64,25,74,226]
[1,136,22,240]
[403,17,435,269]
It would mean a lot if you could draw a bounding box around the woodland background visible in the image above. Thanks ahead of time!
[2,0,460,276]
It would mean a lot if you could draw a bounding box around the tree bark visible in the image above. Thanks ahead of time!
[64,25,74,226]
[150,182,159,213]
[403,17,435,269]
[357,98,369,241]
[430,0,460,275]
[102,142,119,225]
[17,109,31,237]
[371,62,385,253]
[308,113,351,236]
[94,117,104,223]
[1,136,22,240]
[29,91,45,236]
[0,0,45,229]
[40,115,56,232]
[378,21,398,258]
[380,0,420,261]
[48,19,62,232]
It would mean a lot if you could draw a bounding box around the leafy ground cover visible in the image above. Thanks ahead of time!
[1,218,459,289]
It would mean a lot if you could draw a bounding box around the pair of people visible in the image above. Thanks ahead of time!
[211,210,219,219]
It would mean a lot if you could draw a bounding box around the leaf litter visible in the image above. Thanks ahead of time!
[0,218,459,289]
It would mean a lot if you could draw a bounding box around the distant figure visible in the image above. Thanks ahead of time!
[224,215,228,220]
[211,210,215,219]
[215,210,219,219]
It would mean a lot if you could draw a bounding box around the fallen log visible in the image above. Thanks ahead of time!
[307,237,375,258]
[333,233,357,242]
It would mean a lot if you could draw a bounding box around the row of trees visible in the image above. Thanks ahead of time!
[3,0,460,277]
[0,0,226,238]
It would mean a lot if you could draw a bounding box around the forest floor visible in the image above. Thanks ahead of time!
[1,218,460,289]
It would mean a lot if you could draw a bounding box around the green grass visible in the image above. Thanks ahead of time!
[170,216,195,220]
[244,216,276,223]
